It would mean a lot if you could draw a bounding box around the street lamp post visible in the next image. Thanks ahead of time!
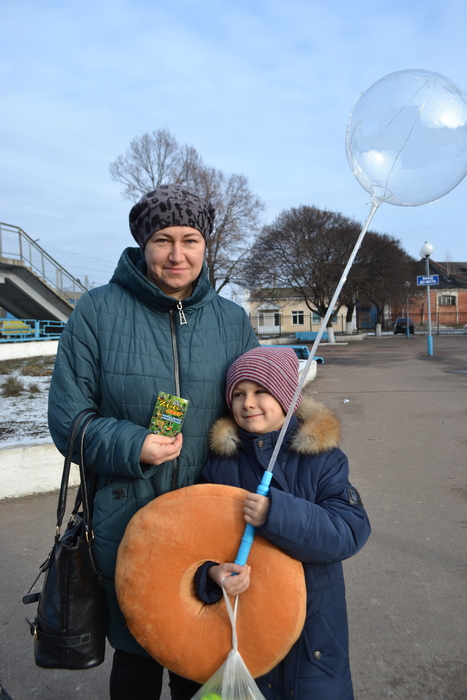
[404,281,411,339]
[420,242,434,356]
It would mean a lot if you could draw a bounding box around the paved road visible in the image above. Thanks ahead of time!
[1,334,466,699]
[314,334,467,700]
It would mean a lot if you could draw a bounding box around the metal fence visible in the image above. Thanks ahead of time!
[0,222,88,307]
[358,311,467,334]
[0,318,65,343]
[251,311,467,337]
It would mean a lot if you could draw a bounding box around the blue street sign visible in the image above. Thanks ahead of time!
[417,275,439,286]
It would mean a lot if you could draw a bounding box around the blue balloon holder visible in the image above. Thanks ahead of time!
[234,470,273,566]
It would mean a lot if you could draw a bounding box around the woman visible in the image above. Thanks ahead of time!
[48,184,259,700]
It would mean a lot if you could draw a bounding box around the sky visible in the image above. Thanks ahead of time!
[2,0,467,291]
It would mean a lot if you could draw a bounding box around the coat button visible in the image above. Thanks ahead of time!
[267,683,273,689]
[313,651,322,660]
[257,440,264,447]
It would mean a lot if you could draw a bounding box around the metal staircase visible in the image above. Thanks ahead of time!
[0,222,88,322]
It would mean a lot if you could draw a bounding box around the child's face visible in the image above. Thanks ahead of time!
[231,380,286,435]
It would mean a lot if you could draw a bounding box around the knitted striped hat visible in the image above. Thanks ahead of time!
[226,346,302,414]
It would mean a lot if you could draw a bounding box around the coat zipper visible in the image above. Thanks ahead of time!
[177,299,187,325]
[169,306,182,490]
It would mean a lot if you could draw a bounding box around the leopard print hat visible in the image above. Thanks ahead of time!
[129,184,215,249]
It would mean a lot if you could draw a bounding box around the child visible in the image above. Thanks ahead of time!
[195,346,371,700]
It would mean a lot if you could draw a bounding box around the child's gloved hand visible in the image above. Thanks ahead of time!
[243,493,270,527]
[208,563,251,595]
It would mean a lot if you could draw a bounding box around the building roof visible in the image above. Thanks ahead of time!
[418,260,467,289]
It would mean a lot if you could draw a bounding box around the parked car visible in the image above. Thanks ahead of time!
[393,318,414,334]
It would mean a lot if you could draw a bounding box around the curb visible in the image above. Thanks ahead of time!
[0,443,79,499]
[0,340,59,361]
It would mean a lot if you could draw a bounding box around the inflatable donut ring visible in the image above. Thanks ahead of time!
[115,483,306,682]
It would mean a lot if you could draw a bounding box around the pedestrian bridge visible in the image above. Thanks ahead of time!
[0,222,88,322]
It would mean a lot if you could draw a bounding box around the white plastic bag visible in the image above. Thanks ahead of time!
[191,584,266,700]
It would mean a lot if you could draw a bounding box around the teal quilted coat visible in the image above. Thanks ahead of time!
[48,247,258,654]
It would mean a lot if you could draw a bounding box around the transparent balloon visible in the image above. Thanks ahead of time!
[346,68,467,206]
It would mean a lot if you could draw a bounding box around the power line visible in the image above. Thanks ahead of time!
[45,246,116,269]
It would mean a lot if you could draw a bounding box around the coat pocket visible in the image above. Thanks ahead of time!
[301,614,348,678]
[93,480,137,535]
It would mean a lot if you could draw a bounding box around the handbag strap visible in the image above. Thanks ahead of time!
[76,411,100,532]
[56,409,99,535]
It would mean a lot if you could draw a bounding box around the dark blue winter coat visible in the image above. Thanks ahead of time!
[198,396,371,700]
[48,247,258,654]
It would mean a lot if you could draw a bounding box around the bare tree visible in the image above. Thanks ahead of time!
[110,129,264,292]
[444,249,453,277]
[240,205,416,338]
[239,205,362,342]
[109,129,180,200]
[338,274,362,334]
[202,171,263,292]
[355,231,416,330]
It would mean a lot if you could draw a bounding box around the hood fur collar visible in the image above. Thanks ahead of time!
[209,395,340,457]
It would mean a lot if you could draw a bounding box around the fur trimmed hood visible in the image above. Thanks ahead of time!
[208,395,340,457]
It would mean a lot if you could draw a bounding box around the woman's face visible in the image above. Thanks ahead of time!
[144,226,206,299]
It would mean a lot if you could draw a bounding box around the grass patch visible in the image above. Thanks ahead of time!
[0,359,23,375]
[29,383,41,394]
[20,357,54,376]
[0,356,55,377]
[1,375,25,397]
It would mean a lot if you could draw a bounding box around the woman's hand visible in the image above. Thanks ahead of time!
[140,432,183,465]
[208,563,251,596]
[243,493,270,527]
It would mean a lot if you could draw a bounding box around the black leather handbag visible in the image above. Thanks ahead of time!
[23,409,107,669]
